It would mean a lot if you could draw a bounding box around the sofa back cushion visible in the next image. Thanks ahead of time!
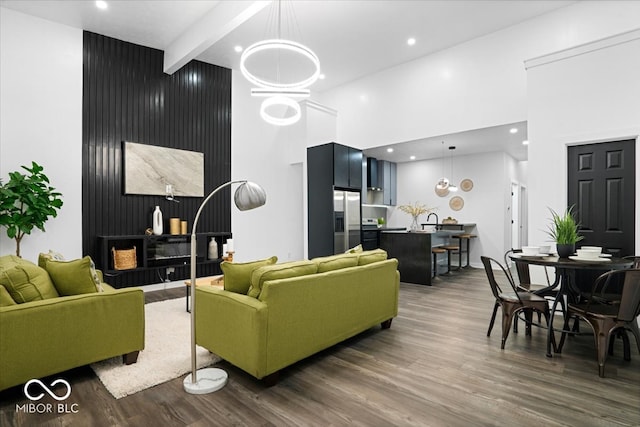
[0,284,17,306]
[312,253,359,273]
[0,255,59,303]
[248,260,318,299]
[43,256,103,296]
[358,249,388,265]
[221,256,278,294]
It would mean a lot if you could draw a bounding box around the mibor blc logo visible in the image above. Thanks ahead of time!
[16,379,79,414]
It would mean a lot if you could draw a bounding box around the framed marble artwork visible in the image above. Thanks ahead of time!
[123,141,204,197]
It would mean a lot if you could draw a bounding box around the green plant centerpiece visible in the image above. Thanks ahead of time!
[546,205,583,258]
[398,202,436,232]
[0,162,63,257]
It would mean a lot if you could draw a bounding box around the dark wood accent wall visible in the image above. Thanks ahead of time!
[82,32,231,287]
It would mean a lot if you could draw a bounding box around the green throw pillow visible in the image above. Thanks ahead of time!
[313,253,359,273]
[37,250,66,268]
[44,256,102,296]
[358,249,388,265]
[0,284,17,306]
[221,256,277,294]
[0,255,59,303]
[247,260,318,299]
[345,244,364,254]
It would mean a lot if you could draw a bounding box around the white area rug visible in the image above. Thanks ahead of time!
[91,298,220,399]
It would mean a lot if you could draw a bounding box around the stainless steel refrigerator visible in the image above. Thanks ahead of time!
[333,190,361,253]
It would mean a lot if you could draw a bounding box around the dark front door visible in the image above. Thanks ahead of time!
[568,139,636,257]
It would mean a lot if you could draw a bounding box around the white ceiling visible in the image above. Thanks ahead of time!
[0,0,575,161]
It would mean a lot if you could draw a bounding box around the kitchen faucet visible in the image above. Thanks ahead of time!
[426,212,439,225]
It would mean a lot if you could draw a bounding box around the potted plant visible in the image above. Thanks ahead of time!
[546,205,583,258]
[397,202,436,232]
[0,162,63,257]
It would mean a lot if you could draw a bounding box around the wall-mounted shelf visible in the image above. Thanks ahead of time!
[98,232,231,276]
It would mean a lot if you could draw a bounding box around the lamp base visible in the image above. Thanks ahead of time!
[183,368,228,394]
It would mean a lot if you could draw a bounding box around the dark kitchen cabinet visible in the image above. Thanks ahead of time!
[308,142,363,258]
[378,160,397,206]
[333,143,362,190]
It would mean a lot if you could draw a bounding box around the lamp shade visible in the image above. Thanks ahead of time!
[234,181,267,211]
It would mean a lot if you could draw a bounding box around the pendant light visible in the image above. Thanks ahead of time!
[240,0,320,126]
[436,141,449,190]
[448,146,458,192]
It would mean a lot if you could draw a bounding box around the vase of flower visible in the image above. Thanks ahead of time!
[398,202,435,233]
[410,216,419,232]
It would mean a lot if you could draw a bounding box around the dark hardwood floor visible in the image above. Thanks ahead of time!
[2,268,639,426]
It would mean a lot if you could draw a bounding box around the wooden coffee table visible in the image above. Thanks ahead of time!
[184,275,224,312]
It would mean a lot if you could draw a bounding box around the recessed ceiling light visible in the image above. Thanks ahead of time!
[319,73,325,80]
[510,128,518,134]
[522,140,529,145]
[407,37,416,46]
[410,155,416,160]
[234,45,243,53]
[387,148,394,153]
[96,0,108,10]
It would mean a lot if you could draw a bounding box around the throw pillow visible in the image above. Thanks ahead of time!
[247,260,318,299]
[345,244,364,254]
[38,249,66,268]
[221,256,278,294]
[358,249,388,265]
[0,255,60,303]
[44,256,102,296]
[0,284,17,306]
[313,253,359,273]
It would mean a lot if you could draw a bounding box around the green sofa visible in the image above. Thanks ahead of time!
[195,251,399,382]
[0,255,145,391]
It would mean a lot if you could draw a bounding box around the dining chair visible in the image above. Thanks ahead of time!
[481,256,555,350]
[557,268,640,377]
[504,249,563,334]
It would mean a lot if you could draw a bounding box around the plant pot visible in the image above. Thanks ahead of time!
[556,243,575,258]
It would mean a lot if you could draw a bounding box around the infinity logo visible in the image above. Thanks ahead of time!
[24,379,72,401]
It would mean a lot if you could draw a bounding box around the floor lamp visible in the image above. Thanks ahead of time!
[183,180,267,394]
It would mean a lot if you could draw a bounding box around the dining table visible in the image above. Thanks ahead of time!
[508,253,634,357]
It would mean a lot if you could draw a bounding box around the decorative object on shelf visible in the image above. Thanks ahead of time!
[460,178,473,192]
[449,196,464,211]
[240,0,320,126]
[180,221,188,235]
[152,206,163,235]
[546,205,583,258]
[434,184,449,197]
[442,216,458,224]
[184,180,266,395]
[435,141,449,191]
[145,228,154,236]
[207,238,218,260]
[169,218,180,235]
[398,202,436,232]
[112,246,137,270]
[447,146,458,192]
[0,161,63,257]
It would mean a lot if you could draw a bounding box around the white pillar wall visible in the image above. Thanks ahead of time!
[0,9,83,261]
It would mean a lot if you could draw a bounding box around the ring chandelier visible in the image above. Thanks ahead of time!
[239,1,321,127]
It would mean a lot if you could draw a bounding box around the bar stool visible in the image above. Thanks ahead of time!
[442,244,461,273]
[452,234,477,268]
[432,247,447,277]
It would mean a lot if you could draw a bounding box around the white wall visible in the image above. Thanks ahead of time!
[389,151,517,266]
[231,72,306,263]
[526,30,640,253]
[0,8,83,262]
[322,1,640,151]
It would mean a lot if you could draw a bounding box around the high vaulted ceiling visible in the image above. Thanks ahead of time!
[1,0,574,93]
[1,0,577,162]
